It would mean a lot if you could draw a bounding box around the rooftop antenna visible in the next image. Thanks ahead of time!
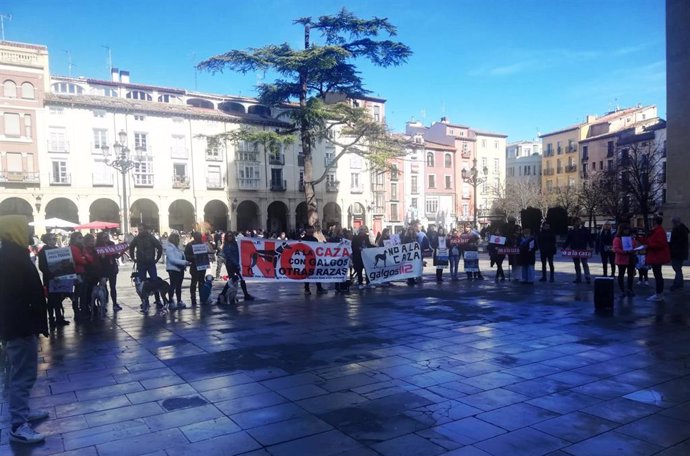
[63,50,75,77]
[0,13,11,41]
[101,45,112,76]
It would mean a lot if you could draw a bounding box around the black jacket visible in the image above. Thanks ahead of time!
[596,229,614,254]
[564,227,592,250]
[351,233,372,262]
[537,229,557,256]
[670,223,689,261]
[129,232,162,263]
[0,241,48,340]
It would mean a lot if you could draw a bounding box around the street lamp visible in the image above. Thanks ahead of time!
[461,158,489,229]
[101,130,144,234]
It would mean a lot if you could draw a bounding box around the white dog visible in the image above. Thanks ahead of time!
[90,278,109,320]
[217,275,239,306]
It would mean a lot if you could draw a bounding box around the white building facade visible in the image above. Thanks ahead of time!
[506,140,542,187]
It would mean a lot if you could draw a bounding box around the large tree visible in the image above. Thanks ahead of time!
[198,9,411,228]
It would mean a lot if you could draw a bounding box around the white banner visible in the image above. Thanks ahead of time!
[239,239,351,282]
[362,242,423,284]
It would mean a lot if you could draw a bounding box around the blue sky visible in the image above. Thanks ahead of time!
[7,0,666,140]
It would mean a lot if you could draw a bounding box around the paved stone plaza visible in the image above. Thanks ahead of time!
[2,260,690,456]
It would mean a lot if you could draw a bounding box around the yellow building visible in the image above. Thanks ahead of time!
[540,125,585,191]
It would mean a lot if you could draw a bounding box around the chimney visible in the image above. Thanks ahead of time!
[585,115,596,123]
[120,70,130,84]
[440,116,449,124]
[111,67,119,82]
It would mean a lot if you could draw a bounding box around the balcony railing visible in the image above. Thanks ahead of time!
[49,173,71,185]
[565,164,577,173]
[461,150,471,159]
[270,179,287,191]
[351,185,364,194]
[326,181,340,193]
[556,166,564,174]
[269,154,285,166]
[324,155,337,168]
[543,168,555,176]
[567,145,577,153]
[236,151,259,162]
[0,171,40,183]
[371,182,385,192]
[173,176,190,188]
[133,175,154,187]
[238,178,260,190]
[47,140,69,153]
[206,177,224,189]
[92,174,114,186]
[544,149,554,157]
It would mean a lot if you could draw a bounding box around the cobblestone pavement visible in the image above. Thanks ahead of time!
[2,259,690,455]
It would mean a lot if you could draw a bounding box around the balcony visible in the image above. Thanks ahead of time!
[47,140,69,154]
[236,151,259,163]
[49,173,71,185]
[557,146,562,155]
[298,154,305,167]
[461,150,471,159]
[326,181,340,193]
[324,155,337,168]
[351,185,364,194]
[556,166,564,174]
[544,149,554,157]
[565,164,577,173]
[0,171,40,184]
[133,175,154,187]
[92,174,114,186]
[269,154,285,166]
[567,145,577,154]
[270,179,287,192]
[581,153,589,161]
[374,205,385,215]
[238,178,260,190]
[543,168,555,176]
[170,147,188,159]
[607,149,615,158]
[206,177,224,189]
[173,175,190,189]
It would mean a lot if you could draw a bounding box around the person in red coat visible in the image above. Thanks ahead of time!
[643,216,671,301]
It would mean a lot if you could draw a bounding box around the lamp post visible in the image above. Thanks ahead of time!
[101,130,144,234]
[461,158,489,229]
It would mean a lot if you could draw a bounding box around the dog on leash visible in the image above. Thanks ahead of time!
[90,278,109,320]
[217,275,239,305]
[131,273,171,312]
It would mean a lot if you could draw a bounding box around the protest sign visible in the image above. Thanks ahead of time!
[621,236,633,252]
[44,247,76,280]
[497,247,520,255]
[489,235,507,245]
[192,243,210,271]
[463,250,479,272]
[49,279,73,294]
[436,237,449,262]
[383,234,401,247]
[239,239,351,282]
[95,242,129,256]
[560,249,593,258]
[362,242,423,284]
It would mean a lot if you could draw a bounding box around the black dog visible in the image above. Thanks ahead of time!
[374,251,387,267]
[132,273,170,311]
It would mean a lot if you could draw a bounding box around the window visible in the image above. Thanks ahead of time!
[411,198,418,208]
[299,170,304,189]
[4,113,20,137]
[546,180,553,191]
[92,159,113,186]
[158,94,178,103]
[20,82,34,99]
[373,105,380,122]
[411,175,418,194]
[170,135,187,158]
[494,158,500,174]
[23,115,32,139]
[134,114,145,121]
[390,203,399,221]
[49,107,64,115]
[206,142,223,161]
[462,142,468,152]
[428,174,436,188]
[6,152,22,172]
[426,152,434,167]
[482,181,488,194]
[93,129,108,150]
[51,160,69,184]
[134,160,154,186]
[425,198,438,214]
[351,173,361,191]
[173,163,187,179]
[271,168,284,188]
[390,164,398,180]
[93,110,106,118]
[494,140,499,149]
[481,139,487,147]
[134,132,148,152]
[3,80,16,98]
[207,165,222,188]
[462,204,469,217]
[444,153,452,168]
[126,91,152,101]
[599,160,604,170]
[391,182,398,197]
[48,128,68,152]
[445,175,452,189]
[51,82,83,94]
[102,88,118,97]
[239,165,259,180]
[326,173,336,185]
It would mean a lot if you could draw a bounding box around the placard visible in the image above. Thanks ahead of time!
[489,235,507,245]
[464,250,479,272]
[240,239,351,282]
[497,247,520,255]
[95,242,129,256]
[44,247,76,280]
[192,243,210,271]
[436,237,449,262]
[621,236,633,252]
[560,249,593,258]
[362,242,423,284]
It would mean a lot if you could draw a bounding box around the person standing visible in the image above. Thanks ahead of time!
[351,226,373,290]
[185,232,208,306]
[431,227,449,282]
[643,216,671,301]
[37,233,70,327]
[448,228,462,281]
[563,218,593,284]
[129,224,163,308]
[69,232,93,320]
[669,217,689,291]
[537,222,557,282]
[612,223,637,297]
[518,228,537,284]
[402,226,418,286]
[221,232,254,301]
[302,225,328,295]
[95,232,121,312]
[0,215,50,443]
[596,223,616,277]
[165,232,189,309]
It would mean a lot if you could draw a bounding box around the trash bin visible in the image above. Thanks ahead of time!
[594,277,614,310]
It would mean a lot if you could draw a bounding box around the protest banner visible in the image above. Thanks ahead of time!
[497,247,520,255]
[44,247,76,280]
[560,249,593,258]
[95,242,129,256]
[239,239,351,282]
[463,250,479,272]
[361,242,423,284]
[192,243,210,271]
